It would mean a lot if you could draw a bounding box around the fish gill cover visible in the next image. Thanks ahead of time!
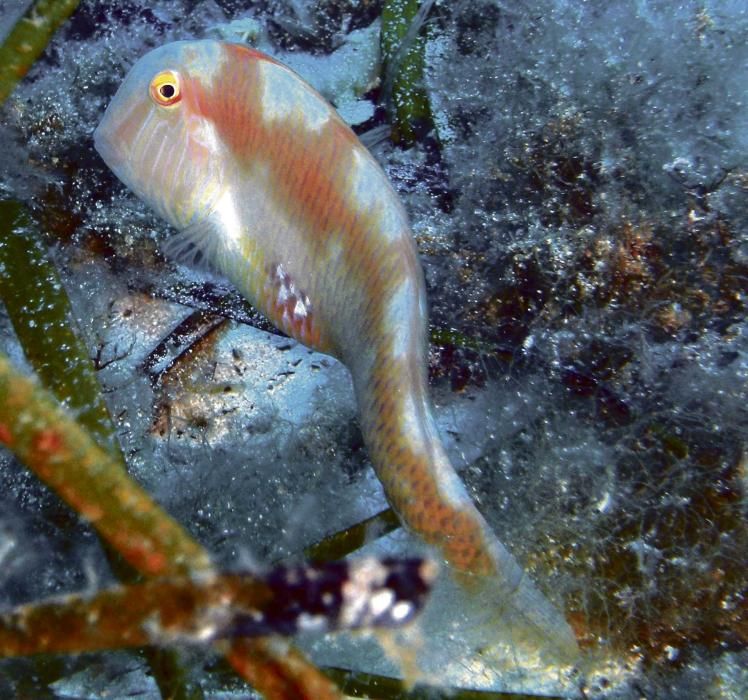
[0,0,746,698]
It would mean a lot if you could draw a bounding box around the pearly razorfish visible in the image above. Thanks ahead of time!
[94,40,577,657]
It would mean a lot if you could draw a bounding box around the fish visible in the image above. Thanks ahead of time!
[94,39,578,660]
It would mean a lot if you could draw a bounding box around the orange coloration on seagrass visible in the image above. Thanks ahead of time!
[33,428,64,455]
[0,423,13,446]
[110,530,169,576]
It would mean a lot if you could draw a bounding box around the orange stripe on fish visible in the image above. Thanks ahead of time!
[94,39,578,659]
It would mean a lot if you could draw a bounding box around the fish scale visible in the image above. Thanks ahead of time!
[94,39,578,660]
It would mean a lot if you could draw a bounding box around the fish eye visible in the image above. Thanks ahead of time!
[150,70,181,107]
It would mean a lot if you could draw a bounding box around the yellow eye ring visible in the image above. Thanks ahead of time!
[150,70,181,106]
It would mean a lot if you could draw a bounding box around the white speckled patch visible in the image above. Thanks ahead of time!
[259,61,331,132]
[181,40,228,85]
[385,278,416,359]
[347,146,408,242]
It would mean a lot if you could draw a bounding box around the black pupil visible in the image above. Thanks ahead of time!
[160,84,175,99]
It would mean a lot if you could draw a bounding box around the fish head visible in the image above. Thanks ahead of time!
[94,40,233,230]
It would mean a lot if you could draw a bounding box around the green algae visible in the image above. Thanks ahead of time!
[323,667,565,699]
[0,200,118,453]
[381,0,436,146]
[304,508,401,562]
[0,0,80,107]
